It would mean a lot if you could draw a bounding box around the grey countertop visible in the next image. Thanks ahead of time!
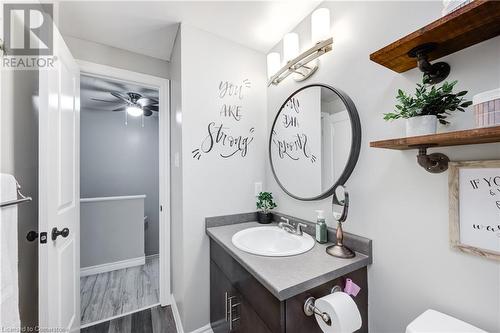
[206,221,371,301]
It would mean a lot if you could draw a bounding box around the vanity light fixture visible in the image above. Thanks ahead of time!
[267,7,333,86]
[283,33,299,62]
[266,52,281,79]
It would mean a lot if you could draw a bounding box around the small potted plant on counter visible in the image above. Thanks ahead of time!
[256,192,277,224]
[384,79,472,136]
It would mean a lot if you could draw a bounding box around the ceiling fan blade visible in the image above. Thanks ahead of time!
[137,97,159,106]
[110,92,132,104]
[91,98,119,103]
[144,105,158,112]
[112,107,127,112]
[143,109,153,117]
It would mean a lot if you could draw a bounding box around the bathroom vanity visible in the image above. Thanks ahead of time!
[207,84,369,332]
[206,212,372,333]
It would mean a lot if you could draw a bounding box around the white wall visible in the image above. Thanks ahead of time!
[172,24,267,331]
[266,2,500,332]
[63,35,170,79]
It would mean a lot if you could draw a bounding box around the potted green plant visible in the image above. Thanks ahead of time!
[384,79,472,136]
[256,192,277,224]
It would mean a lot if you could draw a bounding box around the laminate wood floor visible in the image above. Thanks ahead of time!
[80,305,177,333]
[81,256,159,325]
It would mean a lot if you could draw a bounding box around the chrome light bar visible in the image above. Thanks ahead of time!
[268,37,333,86]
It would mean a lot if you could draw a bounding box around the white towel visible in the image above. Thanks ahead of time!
[0,174,21,330]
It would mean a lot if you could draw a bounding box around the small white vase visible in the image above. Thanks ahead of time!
[405,115,437,136]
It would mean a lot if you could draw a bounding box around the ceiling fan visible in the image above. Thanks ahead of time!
[92,92,158,117]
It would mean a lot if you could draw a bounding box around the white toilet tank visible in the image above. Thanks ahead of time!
[406,309,487,333]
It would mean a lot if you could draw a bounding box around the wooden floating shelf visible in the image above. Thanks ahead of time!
[370,0,500,73]
[370,126,500,150]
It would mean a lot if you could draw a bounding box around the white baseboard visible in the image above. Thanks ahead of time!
[170,294,185,333]
[190,324,213,333]
[80,256,145,277]
[170,294,213,333]
[79,302,160,329]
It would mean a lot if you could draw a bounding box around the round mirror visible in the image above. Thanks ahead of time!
[269,84,361,201]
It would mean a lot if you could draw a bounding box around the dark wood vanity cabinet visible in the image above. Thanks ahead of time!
[210,240,368,333]
[211,260,273,333]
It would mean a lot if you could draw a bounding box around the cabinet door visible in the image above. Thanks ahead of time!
[211,260,248,332]
[211,260,233,333]
[236,296,273,333]
[211,259,274,333]
[210,240,285,333]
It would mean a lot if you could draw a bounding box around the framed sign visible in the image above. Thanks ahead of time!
[449,160,500,261]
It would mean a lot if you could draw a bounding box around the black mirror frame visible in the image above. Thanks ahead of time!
[268,84,362,201]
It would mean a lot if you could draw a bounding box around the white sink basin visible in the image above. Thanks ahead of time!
[231,226,315,257]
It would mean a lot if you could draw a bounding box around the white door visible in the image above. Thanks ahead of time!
[38,24,80,332]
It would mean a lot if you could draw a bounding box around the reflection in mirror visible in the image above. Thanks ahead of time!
[332,185,348,223]
[270,85,359,200]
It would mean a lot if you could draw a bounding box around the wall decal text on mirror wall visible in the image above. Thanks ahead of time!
[219,79,251,121]
[271,95,317,163]
[192,79,255,160]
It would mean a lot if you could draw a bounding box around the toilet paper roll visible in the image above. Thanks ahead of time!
[314,292,362,333]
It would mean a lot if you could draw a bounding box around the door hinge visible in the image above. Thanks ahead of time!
[160,205,163,212]
[39,232,47,244]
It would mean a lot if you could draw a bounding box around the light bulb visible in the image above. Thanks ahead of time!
[267,52,281,79]
[311,8,331,43]
[126,106,143,117]
[283,33,299,62]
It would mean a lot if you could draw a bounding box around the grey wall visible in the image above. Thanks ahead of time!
[63,35,170,79]
[80,108,160,256]
[0,70,39,329]
[266,2,500,332]
[81,198,145,268]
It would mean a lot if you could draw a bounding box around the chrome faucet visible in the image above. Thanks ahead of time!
[278,217,294,232]
[279,217,307,236]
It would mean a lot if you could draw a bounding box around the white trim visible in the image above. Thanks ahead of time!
[170,294,213,333]
[190,324,214,333]
[170,294,184,333]
[80,194,146,203]
[79,302,161,329]
[80,256,145,277]
[77,60,171,305]
[157,65,171,306]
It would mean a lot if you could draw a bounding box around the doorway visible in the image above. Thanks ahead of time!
[77,62,170,328]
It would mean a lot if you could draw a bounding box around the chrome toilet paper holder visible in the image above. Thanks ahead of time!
[303,285,342,325]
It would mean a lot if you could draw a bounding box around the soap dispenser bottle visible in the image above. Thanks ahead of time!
[315,210,327,244]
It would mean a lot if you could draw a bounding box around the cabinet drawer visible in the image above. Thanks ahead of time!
[210,240,285,333]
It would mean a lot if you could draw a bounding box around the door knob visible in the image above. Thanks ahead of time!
[26,231,38,242]
[51,227,70,241]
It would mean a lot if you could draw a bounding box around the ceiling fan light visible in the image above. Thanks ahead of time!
[126,106,143,117]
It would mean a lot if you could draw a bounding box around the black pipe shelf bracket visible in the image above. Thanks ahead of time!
[415,146,450,173]
[408,43,450,84]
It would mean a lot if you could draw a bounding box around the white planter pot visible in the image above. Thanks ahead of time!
[405,115,437,136]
